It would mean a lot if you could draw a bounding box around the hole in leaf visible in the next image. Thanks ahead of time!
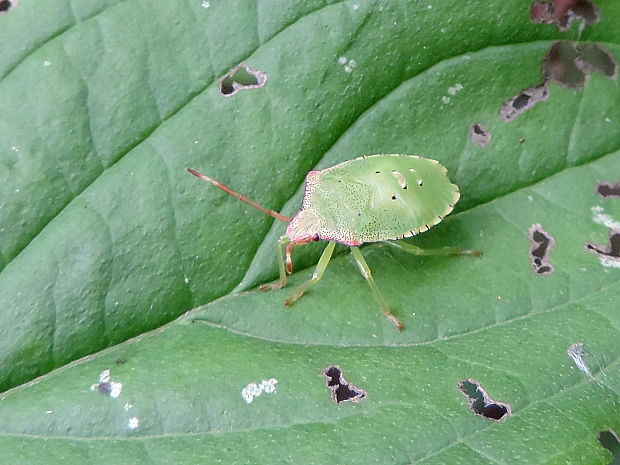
[219,64,267,96]
[585,229,620,264]
[596,181,620,198]
[530,0,600,31]
[528,224,555,275]
[500,84,549,122]
[321,365,367,404]
[458,379,511,421]
[500,41,616,121]
[598,430,620,464]
[0,0,16,13]
[543,42,618,89]
[469,122,491,147]
[576,43,619,80]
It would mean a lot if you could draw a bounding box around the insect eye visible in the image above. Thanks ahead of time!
[391,195,396,200]
[312,233,320,241]
[375,171,380,174]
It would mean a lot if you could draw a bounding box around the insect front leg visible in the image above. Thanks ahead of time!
[382,241,482,257]
[284,241,336,307]
[350,247,403,331]
[259,236,290,291]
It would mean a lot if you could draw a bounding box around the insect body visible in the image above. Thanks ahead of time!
[188,154,479,330]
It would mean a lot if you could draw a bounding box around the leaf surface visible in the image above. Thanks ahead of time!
[0,0,619,463]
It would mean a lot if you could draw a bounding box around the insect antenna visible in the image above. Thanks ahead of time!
[187,168,292,223]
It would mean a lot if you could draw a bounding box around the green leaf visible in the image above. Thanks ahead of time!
[1,0,619,463]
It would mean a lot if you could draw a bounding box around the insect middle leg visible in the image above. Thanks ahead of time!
[350,247,403,331]
[284,241,336,307]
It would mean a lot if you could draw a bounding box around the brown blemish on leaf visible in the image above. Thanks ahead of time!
[320,365,366,404]
[469,122,491,147]
[595,181,620,198]
[219,64,267,97]
[458,379,511,421]
[530,0,600,31]
[528,224,555,275]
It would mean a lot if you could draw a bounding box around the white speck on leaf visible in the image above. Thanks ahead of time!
[242,378,278,403]
[447,83,463,95]
[528,195,534,201]
[99,370,111,383]
[110,382,123,398]
[43,61,51,67]
[352,3,359,9]
[201,1,210,8]
[127,417,139,430]
[123,403,132,411]
[591,205,620,229]
[338,56,347,65]
[567,343,593,378]
[605,117,611,122]
[441,96,450,104]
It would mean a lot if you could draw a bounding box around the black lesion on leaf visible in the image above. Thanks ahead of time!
[321,366,367,404]
[595,181,620,198]
[585,229,620,261]
[529,224,555,275]
[391,195,396,200]
[458,379,511,421]
[219,64,267,96]
[530,0,600,32]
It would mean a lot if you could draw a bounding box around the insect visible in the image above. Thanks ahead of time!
[188,154,480,330]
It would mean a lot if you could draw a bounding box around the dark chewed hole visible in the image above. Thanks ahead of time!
[458,379,511,421]
[500,85,549,122]
[500,40,617,122]
[598,430,620,463]
[0,0,16,13]
[528,224,555,275]
[595,181,620,198]
[585,229,620,263]
[321,365,367,404]
[219,64,267,96]
[469,122,491,147]
[530,0,600,31]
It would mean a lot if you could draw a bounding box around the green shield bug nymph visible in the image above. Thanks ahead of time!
[188,154,480,330]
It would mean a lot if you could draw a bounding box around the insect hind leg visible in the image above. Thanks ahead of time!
[382,241,482,257]
[350,247,403,331]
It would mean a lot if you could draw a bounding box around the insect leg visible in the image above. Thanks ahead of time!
[284,241,336,307]
[382,241,482,257]
[350,247,403,331]
[259,236,290,291]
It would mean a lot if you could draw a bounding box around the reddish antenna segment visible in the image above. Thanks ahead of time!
[187,168,292,223]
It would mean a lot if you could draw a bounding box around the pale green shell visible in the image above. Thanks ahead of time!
[286,154,460,245]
